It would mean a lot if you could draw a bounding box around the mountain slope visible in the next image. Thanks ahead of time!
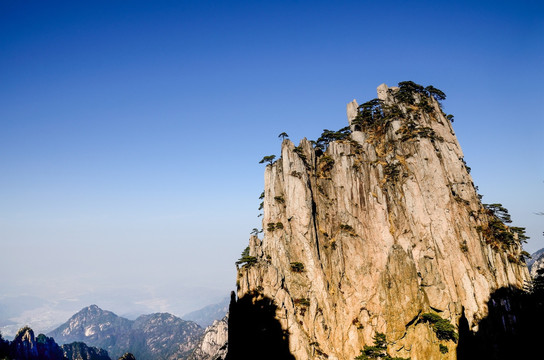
[131,313,202,359]
[48,305,132,347]
[528,248,544,278]
[182,297,229,328]
[227,82,530,360]
[187,314,228,360]
[48,305,202,360]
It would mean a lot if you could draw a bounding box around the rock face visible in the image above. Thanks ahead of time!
[187,315,228,360]
[49,305,203,360]
[232,83,530,360]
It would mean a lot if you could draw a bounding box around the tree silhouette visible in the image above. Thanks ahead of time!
[425,85,446,101]
[259,155,276,165]
[225,292,295,360]
[278,132,289,140]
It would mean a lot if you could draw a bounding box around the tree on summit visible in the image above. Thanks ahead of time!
[425,85,446,101]
[278,132,289,140]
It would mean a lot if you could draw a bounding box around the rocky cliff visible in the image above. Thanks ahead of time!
[187,315,228,360]
[230,82,530,360]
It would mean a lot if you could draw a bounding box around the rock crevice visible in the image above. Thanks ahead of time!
[233,83,529,360]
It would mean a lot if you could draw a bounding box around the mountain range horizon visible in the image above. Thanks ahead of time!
[0,294,229,340]
[1,300,230,360]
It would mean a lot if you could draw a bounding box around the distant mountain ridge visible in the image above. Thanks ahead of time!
[182,297,229,328]
[48,305,203,360]
[49,305,132,345]
[529,248,544,278]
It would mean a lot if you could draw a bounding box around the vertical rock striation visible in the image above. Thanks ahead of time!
[233,83,529,360]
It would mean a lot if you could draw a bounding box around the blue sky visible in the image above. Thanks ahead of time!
[1,0,543,330]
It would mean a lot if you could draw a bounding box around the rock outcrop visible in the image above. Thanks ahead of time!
[62,342,111,360]
[187,315,228,360]
[0,325,109,360]
[37,334,66,360]
[231,83,530,360]
[12,326,39,359]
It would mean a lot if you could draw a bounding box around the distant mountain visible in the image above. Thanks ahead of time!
[182,297,229,328]
[129,313,203,359]
[48,305,203,360]
[0,285,227,339]
[48,305,132,346]
[529,248,544,278]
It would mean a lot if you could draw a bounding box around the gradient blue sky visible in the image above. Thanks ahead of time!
[1,0,543,330]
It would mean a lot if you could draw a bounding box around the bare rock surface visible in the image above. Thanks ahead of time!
[188,315,228,360]
[234,84,529,360]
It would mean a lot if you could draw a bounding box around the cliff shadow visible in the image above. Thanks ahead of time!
[457,279,544,360]
[225,291,295,360]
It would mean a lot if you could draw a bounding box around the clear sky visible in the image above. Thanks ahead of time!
[1,0,543,333]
